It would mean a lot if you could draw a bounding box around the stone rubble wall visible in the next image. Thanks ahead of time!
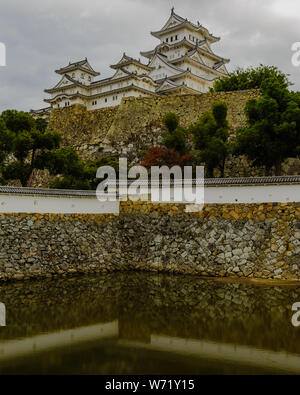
[48,104,118,160]
[49,90,260,163]
[44,91,300,182]
[105,90,260,162]
[0,201,299,282]
[33,104,118,187]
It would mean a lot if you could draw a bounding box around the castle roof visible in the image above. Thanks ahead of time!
[155,78,181,93]
[140,38,195,59]
[151,8,220,43]
[148,52,185,74]
[141,38,224,62]
[44,74,87,93]
[30,107,51,115]
[110,53,153,71]
[44,83,157,104]
[170,47,229,76]
[55,58,100,76]
[156,78,201,95]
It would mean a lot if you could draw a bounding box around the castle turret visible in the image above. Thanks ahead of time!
[39,8,230,112]
[141,8,230,94]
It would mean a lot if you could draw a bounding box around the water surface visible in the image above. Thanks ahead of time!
[0,272,300,374]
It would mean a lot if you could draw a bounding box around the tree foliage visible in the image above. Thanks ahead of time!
[49,154,120,190]
[190,102,229,177]
[0,110,61,186]
[233,80,300,175]
[212,65,291,93]
[162,112,188,154]
[141,147,191,168]
[0,109,120,190]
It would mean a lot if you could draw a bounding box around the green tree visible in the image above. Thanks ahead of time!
[233,80,300,175]
[0,110,61,186]
[162,112,188,155]
[48,151,120,190]
[0,117,14,166]
[212,65,291,93]
[0,109,120,190]
[190,102,229,178]
[1,110,35,134]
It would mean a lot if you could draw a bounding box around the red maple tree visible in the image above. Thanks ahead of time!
[141,147,191,168]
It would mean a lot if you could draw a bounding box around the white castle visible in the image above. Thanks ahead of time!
[34,8,229,115]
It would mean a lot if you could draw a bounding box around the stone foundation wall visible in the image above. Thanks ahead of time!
[44,91,300,180]
[48,91,261,164]
[48,104,118,160]
[0,201,299,282]
[105,90,260,161]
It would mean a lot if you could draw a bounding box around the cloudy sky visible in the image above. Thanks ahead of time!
[0,0,299,112]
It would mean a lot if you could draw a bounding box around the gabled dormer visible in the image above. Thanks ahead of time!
[55,58,100,86]
[157,7,186,31]
[155,78,180,93]
[53,74,74,89]
[44,74,86,94]
[148,53,184,81]
[110,53,153,75]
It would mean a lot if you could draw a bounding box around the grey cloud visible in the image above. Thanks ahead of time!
[0,0,299,112]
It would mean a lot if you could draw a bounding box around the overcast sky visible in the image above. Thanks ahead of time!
[0,0,299,112]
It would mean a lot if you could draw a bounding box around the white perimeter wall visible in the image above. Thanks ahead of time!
[0,183,299,214]
[0,195,119,214]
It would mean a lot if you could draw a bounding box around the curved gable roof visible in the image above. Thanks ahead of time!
[55,59,100,76]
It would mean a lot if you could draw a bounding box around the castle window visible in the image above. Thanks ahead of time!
[105,98,107,103]
[166,38,169,43]
[175,35,178,40]
[171,36,173,42]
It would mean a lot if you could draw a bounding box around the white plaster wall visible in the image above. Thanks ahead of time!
[0,184,298,214]
[204,184,300,204]
[138,184,300,205]
[89,88,149,109]
[0,195,120,214]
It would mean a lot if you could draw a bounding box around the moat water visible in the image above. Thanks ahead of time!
[0,272,300,375]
